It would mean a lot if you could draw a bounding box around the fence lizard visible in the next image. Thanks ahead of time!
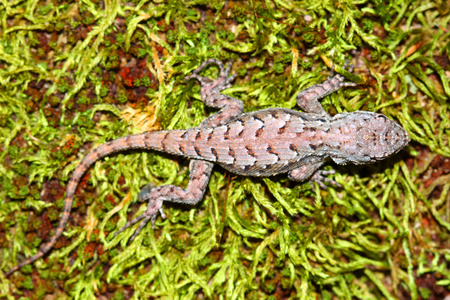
[5,59,409,276]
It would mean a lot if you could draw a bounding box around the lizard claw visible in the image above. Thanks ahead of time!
[328,60,357,88]
[342,59,354,72]
[309,170,342,190]
[114,201,166,242]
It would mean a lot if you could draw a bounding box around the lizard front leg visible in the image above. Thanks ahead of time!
[296,62,356,116]
[289,159,341,189]
[116,60,242,240]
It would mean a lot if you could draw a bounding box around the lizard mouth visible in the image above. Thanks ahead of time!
[385,123,410,154]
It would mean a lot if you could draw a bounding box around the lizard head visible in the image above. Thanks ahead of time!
[331,111,410,165]
[353,112,410,163]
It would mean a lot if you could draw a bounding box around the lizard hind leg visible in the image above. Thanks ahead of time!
[114,160,214,242]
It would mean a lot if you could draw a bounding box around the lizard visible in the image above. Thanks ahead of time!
[5,59,410,276]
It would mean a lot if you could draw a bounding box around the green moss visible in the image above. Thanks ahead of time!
[76,96,91,105]
[22,276,34,290]
[1,0,449,299]
[113,291,126,300]
[117,93,128,103]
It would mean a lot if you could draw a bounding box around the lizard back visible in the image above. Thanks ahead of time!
[164,108,329,177]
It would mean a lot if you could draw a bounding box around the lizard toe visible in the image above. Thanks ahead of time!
[310,170,342,189]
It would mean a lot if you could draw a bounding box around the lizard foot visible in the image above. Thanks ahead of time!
[309,170,342,190]
[296,60,357,115]
[185,59,235,92]
[326,60,357,89]
[114,185,166,242]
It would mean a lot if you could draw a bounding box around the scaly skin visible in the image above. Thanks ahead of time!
[5,59,409,276]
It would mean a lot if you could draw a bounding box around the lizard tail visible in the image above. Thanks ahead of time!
[5,131,182,276]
